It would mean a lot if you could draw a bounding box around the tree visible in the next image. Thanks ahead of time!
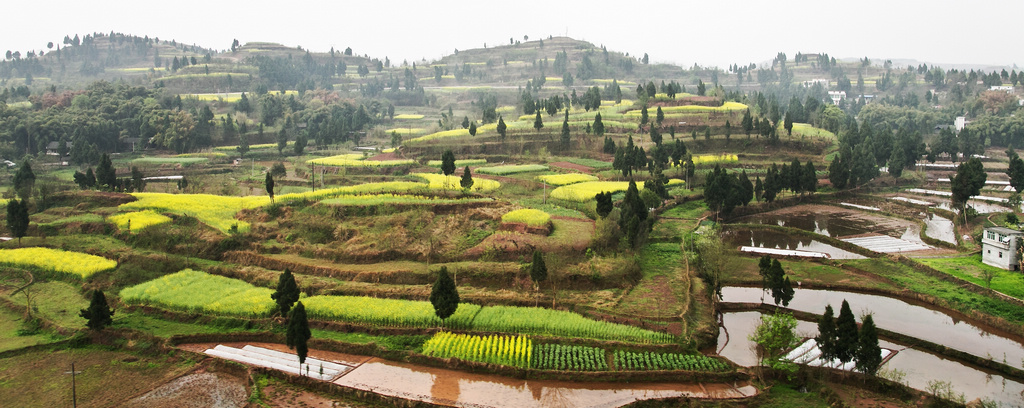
[834,300,859,364]
[469,121,477,137]
[560,112,571,150]
[950,157,987,214]
[595,191,613,218]
[293,132,307,155]
[85,168,96,189]
[265,172,275,203]
[236,132,250,158]
[461,116,470,129]
[593,112,605,136]
[656,106,664,126]
[748,312,799,371]
[460,166,474,190]
[96,153,116,190]
[784,113,793,136]
[754,176,763,202]
[797,161,816,194]
[816,305,837,362]
[13,160,35,200]
[766,259,794,306]
[496,116,507,141]
[79,290,114,330]
[277,128,288,156]
[533,110,543,132]
[271,268,300,317]
[429,266,460,321]
[742,109,753,138]
[286,301,311,365]
[1007,149,1024,193]
[530,250,548,289]
[131,166,146,192]
[440,149,456,176]
[855,314,882,375]
[5,199,29,245]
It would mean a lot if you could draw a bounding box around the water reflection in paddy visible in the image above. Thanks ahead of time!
[722,229,867,259]
[730,204,921,241]
[923,213,956,245]
[720,287,1024,370]
[335,357,757,408]
[718,311,1024,406]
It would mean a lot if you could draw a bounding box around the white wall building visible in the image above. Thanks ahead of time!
[802,79,830,88]
[955,116,968,133]
[982,227,1023,270]
[827,91,846,105]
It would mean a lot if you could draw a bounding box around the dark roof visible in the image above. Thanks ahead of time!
[986,226,1023,235]
[46,141,72,149]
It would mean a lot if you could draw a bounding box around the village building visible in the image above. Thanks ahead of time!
[981,227,1024,270]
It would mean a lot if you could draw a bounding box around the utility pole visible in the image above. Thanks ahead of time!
[64,362,82,408]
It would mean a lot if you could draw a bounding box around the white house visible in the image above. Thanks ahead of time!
[802,79,830,88]
[955,116,968,133]
[827,91,846,105]
[981,227,1023,270]
[990,85,1014,93]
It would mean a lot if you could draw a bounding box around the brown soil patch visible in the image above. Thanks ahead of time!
[122,369,247,408]
[549,161,595,173]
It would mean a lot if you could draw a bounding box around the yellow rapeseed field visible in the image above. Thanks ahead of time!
[107,210,173,232]
[501,209,551,227]
[0,247,117,278]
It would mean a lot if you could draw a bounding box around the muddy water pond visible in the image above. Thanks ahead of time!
[335,357,756,407]
[722,229,867,259]
[729,204,931,250]
[720,287,1024,370]
[923,213,956,245]
[718,311,1024,405]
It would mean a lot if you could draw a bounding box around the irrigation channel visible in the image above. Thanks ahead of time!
[717,287,1024,405]
[184,342,757,408]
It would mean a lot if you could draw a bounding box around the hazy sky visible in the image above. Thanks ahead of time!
[3,0,1020,70]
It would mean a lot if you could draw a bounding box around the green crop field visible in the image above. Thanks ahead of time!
[475,164,548,175]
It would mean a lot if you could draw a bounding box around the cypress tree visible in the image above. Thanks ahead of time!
[530,250,548,289]
[834,300,859,364]
[855,314,882,375]
[80,290,114,330]
[816,304,837,363]
[271,268,300,317]
[286,301,311,365]
[429,266,460,321]
[265,172,275,203]
[595,191,613,218]
[497,116,507,141]
[13,160,35,200]
[5,199,29,246]
[440,150,456,176]
[97,154,117,190]
[460,166,474,190]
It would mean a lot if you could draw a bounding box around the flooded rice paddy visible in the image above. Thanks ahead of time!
[718,311,1024,405]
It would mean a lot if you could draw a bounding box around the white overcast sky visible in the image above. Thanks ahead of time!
[3,0,1020,70]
